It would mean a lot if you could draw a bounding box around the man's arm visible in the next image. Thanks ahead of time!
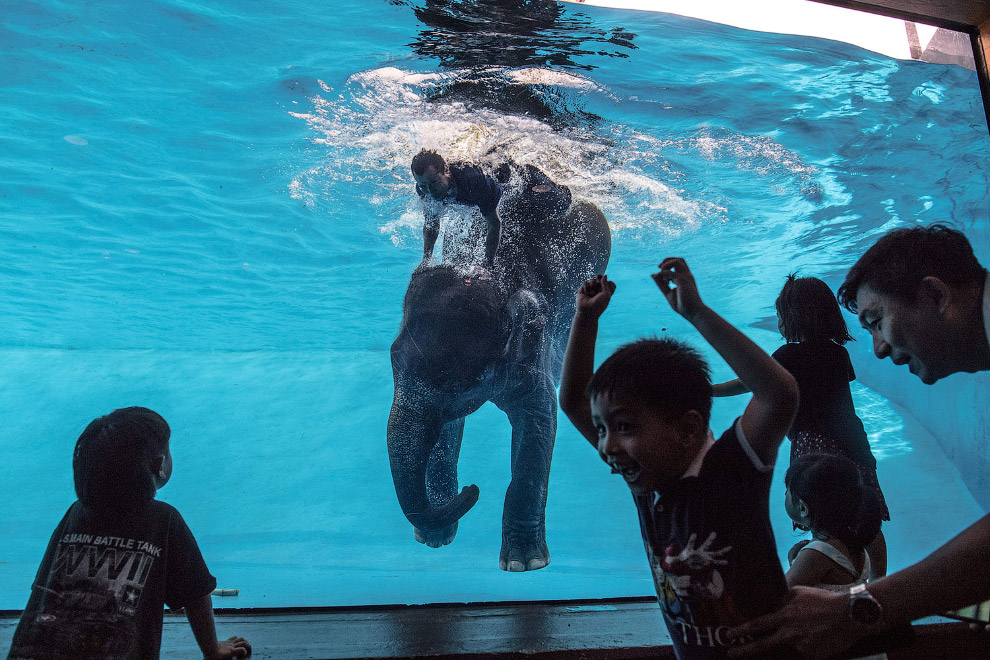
[871,513,990,622]
[712,378,750,397]
[559,275,616,447]
[184,593,252,659]
[728,514,990,659]
[652,258,797,465]
[482,208,501,266]
[423,212,440,260]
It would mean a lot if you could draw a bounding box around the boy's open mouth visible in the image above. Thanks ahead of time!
[610,461,641,483]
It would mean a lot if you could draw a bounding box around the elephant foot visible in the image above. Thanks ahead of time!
[414,522,458,548]
[499,530,550,572]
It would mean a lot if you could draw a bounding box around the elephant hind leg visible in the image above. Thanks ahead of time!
[416,416,466,548]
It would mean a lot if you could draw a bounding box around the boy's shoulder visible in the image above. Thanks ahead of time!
[146,499,181,518]
[703,418,773,476]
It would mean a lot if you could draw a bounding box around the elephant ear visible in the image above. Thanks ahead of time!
[505,289,547,363]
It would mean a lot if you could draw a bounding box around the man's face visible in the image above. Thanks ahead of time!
[413,163,453,200]
[589,392,694,494]
[856,283,950,384]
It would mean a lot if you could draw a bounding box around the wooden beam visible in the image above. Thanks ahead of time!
[979,20,990,133]
[810,1,989,31]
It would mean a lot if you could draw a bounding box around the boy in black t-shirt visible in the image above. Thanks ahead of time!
[559,259,799,659]
[7,407,249,660]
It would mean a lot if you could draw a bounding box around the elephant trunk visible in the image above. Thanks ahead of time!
[387,402,479,532]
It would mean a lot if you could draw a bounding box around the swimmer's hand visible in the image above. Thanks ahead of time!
[576,274,615,321]
[209,636,251,659]
[466,264,492,280]
[652,257,705,322]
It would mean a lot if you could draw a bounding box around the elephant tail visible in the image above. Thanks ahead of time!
[400,484,481,532]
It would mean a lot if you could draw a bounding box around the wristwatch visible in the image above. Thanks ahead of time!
[849,583,883,625]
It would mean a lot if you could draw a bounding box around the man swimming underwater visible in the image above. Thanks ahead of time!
[411,149,571,266]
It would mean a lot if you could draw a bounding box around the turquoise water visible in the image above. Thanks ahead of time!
[1,0,988,611]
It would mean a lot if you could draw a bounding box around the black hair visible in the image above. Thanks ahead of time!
[838,223,986,313]
[411,149,446,176]
[586,337,713,427]
[73,407,170,514]
[785,453,881,555]
[776,274,853,344]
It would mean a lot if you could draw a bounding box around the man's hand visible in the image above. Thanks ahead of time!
[652,257,705,322]
[576,274,616,321]
[209,636,251,659]
[727,587,872,658]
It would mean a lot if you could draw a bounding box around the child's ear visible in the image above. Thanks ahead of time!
[678,410,706,445]
[151,455,165,477]
[795,497,810,519]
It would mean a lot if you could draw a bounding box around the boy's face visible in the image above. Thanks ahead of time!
[589,392,697,494]
[152,439,173,489]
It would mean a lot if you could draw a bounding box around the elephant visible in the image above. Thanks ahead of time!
[387,187,611,571]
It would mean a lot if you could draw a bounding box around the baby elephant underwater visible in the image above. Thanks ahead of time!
[387,190,611,571]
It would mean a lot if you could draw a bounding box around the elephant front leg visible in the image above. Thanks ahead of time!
[416,416,466,548]
[498,378,556,572]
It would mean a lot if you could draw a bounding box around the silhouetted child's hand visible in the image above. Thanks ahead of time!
[576,274,616,321]
[211,636,251,659]
[652,257,705,321]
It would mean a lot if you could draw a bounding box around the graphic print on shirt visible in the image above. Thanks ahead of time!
[33,534,161,655]
[649,532,744,650]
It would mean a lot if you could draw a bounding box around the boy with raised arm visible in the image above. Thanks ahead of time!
[558,260,799,659]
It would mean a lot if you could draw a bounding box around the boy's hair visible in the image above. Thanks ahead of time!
[838,224,986,313]
[411,149,446,176]
[586,337,713,427]
[785,453,881,554]
[73,407,170,513]
[776,274,853,344]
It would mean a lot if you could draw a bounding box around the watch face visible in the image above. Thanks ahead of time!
[851,594,882,624]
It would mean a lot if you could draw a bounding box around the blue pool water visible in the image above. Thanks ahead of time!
[1,0,988,613]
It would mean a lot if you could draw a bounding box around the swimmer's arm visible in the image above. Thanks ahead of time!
[786,545,832,588]
[482,208,501,266]
[712,378,749,397]
[423,212,440,260]
[185,593,251,659]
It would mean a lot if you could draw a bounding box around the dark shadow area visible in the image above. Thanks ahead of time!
[388,0,637,126]
[402,0,635,71]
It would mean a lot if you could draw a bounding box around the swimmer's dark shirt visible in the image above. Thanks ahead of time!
[416,162,502,216]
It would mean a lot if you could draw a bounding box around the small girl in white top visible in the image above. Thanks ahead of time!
[784,452,881,589]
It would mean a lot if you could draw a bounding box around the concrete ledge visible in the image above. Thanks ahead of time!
[2,598,988,659]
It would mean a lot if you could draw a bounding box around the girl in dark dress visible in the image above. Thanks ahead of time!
[714,275,889,575]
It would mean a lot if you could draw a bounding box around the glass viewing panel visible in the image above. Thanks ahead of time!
[0,0,987,610]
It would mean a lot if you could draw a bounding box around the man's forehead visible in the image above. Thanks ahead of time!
[855,284,885,318]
